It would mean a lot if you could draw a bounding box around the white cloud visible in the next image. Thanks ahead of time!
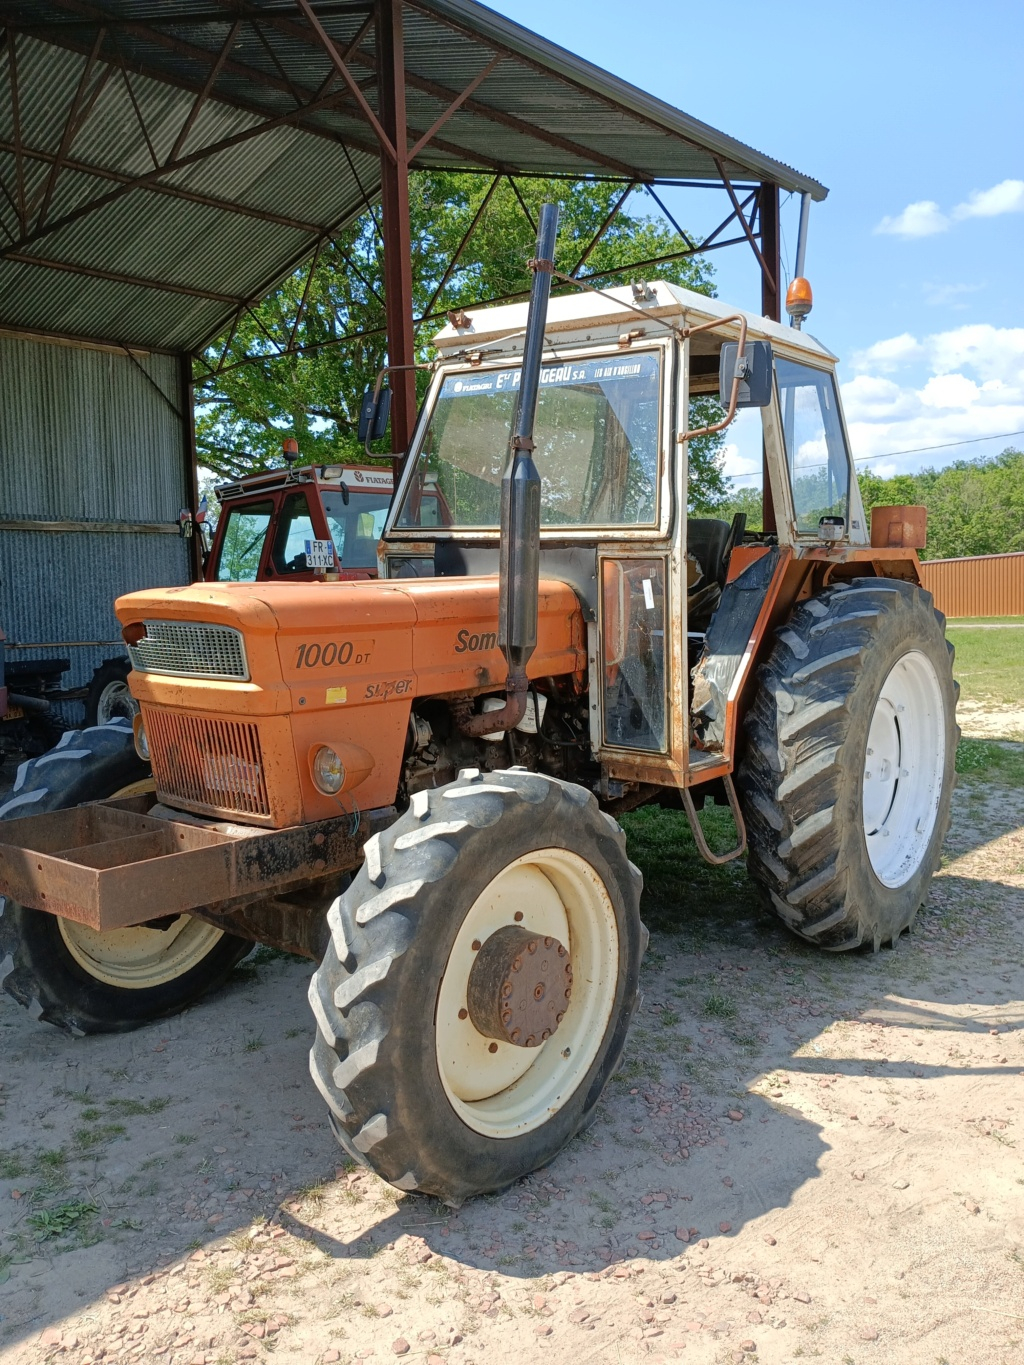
[953,178,1024,219]
[923,281,983,308]
[839,322,1024,472]
[874,180,1024,242]
[875,200,949,238]
[919,373,981,409]
[850,333,922,374]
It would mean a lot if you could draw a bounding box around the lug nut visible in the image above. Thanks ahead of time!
[501,1009,512,1024]
[542,1029,551,1040]
[557,945,567,957]
[512,956,522,972]
[533,984,545,1000]
[511,1028,521,1042]
[527,939,538,954]
[544,936,553,947]
[556,1011,565,1023]
[501,981,513,998]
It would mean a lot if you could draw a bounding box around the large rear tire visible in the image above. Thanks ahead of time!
[309,767,646,1204]
[738,579,958,951]
[0,722,250,1034]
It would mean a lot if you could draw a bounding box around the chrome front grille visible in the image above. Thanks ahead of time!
[128,620,248,680]
[146,708,270,818]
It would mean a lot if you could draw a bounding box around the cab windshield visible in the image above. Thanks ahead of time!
[395,351,662,530]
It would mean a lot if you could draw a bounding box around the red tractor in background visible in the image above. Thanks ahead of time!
[78,459,411,732]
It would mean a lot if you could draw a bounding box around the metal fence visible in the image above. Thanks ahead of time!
[919,551,1024,619]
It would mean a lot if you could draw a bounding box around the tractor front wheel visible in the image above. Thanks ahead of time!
[0,722,250,1033]
[739,578,958,951]
[309,767,646,1204]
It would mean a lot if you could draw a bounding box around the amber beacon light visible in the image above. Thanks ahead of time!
[786,276,813,329]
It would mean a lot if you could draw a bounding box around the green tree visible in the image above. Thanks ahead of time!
[195,173,727,511]
[858,449,1024,559]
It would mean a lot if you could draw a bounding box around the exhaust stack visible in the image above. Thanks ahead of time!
[459,202,559,737]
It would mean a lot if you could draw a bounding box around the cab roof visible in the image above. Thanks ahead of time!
[431,281,837,366]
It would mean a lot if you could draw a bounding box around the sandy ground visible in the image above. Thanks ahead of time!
[2,758,1024,1365]
[957,700,1024,743]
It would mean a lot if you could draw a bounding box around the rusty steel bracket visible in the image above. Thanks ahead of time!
[680,774,747,866]
[0,796,395,931]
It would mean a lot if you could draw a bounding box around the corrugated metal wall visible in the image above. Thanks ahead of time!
[919,551,1024,619]
[0,331,190,715]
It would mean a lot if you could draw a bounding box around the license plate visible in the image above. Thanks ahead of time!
[304,539,335,569]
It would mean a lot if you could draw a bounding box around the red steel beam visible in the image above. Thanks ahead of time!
[376,0,417,463]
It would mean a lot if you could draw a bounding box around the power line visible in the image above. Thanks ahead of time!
[722,426,1024,482]
[852,428,1024,464]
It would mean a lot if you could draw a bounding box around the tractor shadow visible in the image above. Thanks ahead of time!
[0,789,1021,1352]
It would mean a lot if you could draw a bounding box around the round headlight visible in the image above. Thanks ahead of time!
[311,745,345,794]
[132,714,150,761]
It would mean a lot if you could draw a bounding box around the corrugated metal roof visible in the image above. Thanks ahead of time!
[0,1,827,352]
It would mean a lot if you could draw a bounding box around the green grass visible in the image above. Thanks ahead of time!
[620,802,757,938]
[104,1097,171,1118]
[955,737,1024,787]
[946,622,1024,707]
[26,1200,97,1241]
[949,615,1024,625]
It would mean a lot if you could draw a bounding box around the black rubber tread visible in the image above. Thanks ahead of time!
[84,657,137,727]
[737,578,959,951]
[0,721,251,1034]
[308,766,647,1205]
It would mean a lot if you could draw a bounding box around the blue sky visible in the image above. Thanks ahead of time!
[489,0,1024,488]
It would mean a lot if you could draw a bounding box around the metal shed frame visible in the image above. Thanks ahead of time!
[1,0,828,563]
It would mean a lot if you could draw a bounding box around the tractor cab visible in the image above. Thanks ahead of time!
[382,280,871,792]
[207,463,396,583]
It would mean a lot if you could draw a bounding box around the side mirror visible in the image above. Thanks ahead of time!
[357,386,392,444]
[719,341,774,408]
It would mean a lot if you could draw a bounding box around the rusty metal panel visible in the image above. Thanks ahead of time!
[919,552,1024,618]
[0,796,392,930]
[0,332,190,698]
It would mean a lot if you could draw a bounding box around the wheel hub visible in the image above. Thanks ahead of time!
[466,925,572,1047]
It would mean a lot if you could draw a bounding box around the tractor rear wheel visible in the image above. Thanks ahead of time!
[738,578,958,951]
[84,658,139,727]
[0,722,250,1033]
[309,767,646,1205]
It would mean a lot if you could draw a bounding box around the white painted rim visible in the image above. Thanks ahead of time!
[96,679,139,725]
[862,649,946,888]
[58,777,225,989]
[435,848,619,1140]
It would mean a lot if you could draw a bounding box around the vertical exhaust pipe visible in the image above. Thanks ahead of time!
[458,202,559,737]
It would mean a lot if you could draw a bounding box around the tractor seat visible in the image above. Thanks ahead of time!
[687,518,732,588]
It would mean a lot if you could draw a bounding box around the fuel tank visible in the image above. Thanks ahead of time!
[116,577,586,828]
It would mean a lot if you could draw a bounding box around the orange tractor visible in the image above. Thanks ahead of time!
[0,208,957,1204]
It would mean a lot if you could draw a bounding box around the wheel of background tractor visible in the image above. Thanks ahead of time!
[0,721,250,1034]
[84,658,139,728]
[309,767,647,1205]
[738,578,958,952]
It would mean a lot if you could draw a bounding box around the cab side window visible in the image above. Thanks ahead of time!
[214,500,273,581]
[271,492,319,574]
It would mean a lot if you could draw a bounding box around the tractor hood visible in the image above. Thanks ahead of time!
[115,577,585,827]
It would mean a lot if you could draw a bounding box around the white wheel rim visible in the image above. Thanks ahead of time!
[97,680,139,725]
[58,777,225,989]
[435,848,619,1140]
[862,650,946,888]
[59,915,226,988]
